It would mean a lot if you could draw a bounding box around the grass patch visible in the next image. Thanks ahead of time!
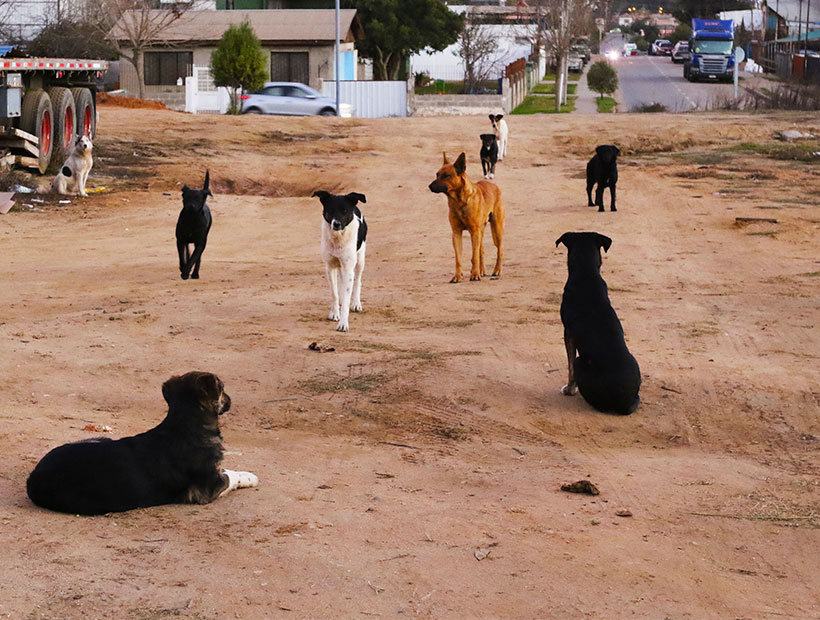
[533,83,577,95]
[747,231,778,237]
[800,271,820,277]
[543,72,581,82]
[726,140,820,162]
[299,371,388,394]
[596,96,617,113]
[513,95,576,114]
[415,80,498,95]
[755,205,782,209]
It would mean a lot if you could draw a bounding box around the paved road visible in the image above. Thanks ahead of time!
[601,34,735,112]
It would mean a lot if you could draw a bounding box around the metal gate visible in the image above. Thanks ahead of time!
[185,67,231,114]
[321,80,406,118]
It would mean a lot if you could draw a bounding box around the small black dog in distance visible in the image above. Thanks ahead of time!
[176,171,213,280]
[556,232,641,415]
[586,145,620,212]
[480,133,499,179]
[26,372,258,515]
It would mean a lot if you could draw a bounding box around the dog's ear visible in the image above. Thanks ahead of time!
[555,232,574,248]
[595,145,607,157]
[312,190,331,203]
[162,375,184,406]
[181,185,190,193]
[496,114,504,121]
[454,152,466,175]
[346,192,366,204]
[614,146,621,156]
[595,233,613,253]
[202,170,212,197]
[488,114,495,121]
[442,152,449,165]
[194,372,221,404]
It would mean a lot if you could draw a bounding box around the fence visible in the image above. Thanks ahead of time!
[320,80,407,118]
[184,67,230,114]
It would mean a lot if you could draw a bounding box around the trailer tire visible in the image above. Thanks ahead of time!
[20,89,53,174]
[70,87,96,138]
[48,87,77,172]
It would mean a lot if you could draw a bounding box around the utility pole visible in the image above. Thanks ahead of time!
[335,0,340,116]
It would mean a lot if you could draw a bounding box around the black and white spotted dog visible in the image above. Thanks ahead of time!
[312,190,367,332]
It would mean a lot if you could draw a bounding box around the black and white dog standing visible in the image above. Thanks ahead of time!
[312,190,367,332]
[176,171,212,280]
[480,133,499,179]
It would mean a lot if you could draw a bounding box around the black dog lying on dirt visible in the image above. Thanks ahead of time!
[556,232,640,415]
[480,133,499,179]
[26,372,258,515]
[176,171,212,279]
[586,145,620,212]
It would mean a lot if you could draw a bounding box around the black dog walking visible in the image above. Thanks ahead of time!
[176,171,213,279]
[586,145,620,212]
[556,232,640,415]
[480,133,499,179]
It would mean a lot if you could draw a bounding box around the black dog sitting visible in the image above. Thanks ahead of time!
[480,133,498,179]
[556,232,640,415]
[176,171,212,280]
[586,145,620,212]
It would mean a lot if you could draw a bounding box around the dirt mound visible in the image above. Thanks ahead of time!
[97,93,167,110]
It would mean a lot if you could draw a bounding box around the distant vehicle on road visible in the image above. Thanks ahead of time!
[671,41,690,63]
[684,19,735,82]
[622,43,638,56]
[241,82,353,117]
[568,52,584,72]
[650,39,673,56]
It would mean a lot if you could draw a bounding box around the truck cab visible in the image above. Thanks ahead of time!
[684,19,735,82]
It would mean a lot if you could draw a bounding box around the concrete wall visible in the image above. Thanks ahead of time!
[410,94,505,116]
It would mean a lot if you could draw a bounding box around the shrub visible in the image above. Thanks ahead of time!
[587,60,618,99]
[210,20,267,115]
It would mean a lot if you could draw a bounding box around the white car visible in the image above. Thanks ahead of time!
[568,53,584,72]
[241,82,353,117]
[622,43,638,56]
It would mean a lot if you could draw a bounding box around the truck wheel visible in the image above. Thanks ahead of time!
[20,89,53,174]
[70,87,96,138]
[48,87,77,172]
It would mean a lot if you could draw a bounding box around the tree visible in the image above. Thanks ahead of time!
[103,0,192,99]
[456,10,503,93]
[668,22,691,44]
[28,20,118,60]
[529,0,595,110]
[670,0,752,22]
[210,20,267,114]
[586,60,618,99]
[343,0,463,80]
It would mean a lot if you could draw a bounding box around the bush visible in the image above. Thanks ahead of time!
[669,23,692,44]
[587,60,618,99]
[630,35,649,52]
[414,71,432,87]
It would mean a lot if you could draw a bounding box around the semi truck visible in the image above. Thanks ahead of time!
[0,49,108,173]
[684,18,735,82]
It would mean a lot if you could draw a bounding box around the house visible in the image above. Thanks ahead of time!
[765,0,820,38]
[109,9,363,109]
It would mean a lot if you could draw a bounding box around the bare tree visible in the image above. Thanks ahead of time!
[99,0,192,99]
[529,0,594,110]
[456,10,504,93]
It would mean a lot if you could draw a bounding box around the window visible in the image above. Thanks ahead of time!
[270,52,309,84]
[144,51,193,86]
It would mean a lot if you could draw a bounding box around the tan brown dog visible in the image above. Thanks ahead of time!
[428,152,505,283]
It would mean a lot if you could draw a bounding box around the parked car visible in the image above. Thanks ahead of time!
[568,52,584,72]
[671,41,690,63]
[240,82,353,117]
[622,43,638,56]
[650,39,673,55]
[571,43,591,64]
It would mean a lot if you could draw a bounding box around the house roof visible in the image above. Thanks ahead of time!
[109,9,363,45]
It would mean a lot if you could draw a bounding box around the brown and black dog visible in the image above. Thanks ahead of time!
[428,152,505,283]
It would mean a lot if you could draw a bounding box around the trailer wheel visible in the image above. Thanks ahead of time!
[48,87,77,172]
[70,87,96,138]
[20,89,53,174]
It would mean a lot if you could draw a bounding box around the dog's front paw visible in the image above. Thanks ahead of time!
[235,471,259,488]
[450,275,462,284]
[491,270,501,278]
[597,207,605,213]
[336,320,349,332]
[561,384,578,396]
[191,273,199,279]
[470,273,482,282]
[351,301,363,313]
[610,206,617,212]
[180,273,189,280]
[328,309,341,321]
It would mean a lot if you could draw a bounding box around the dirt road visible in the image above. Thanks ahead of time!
[1,106,818,619]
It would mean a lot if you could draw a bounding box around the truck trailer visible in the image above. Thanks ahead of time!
[684,19,735,83]
[0,48,108,174]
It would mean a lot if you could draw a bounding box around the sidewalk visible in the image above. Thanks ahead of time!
[572,54,624,114]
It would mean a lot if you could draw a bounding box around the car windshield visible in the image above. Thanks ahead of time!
[693,40,733,54]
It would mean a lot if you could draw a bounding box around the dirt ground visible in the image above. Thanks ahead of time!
[1,106,819,620]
